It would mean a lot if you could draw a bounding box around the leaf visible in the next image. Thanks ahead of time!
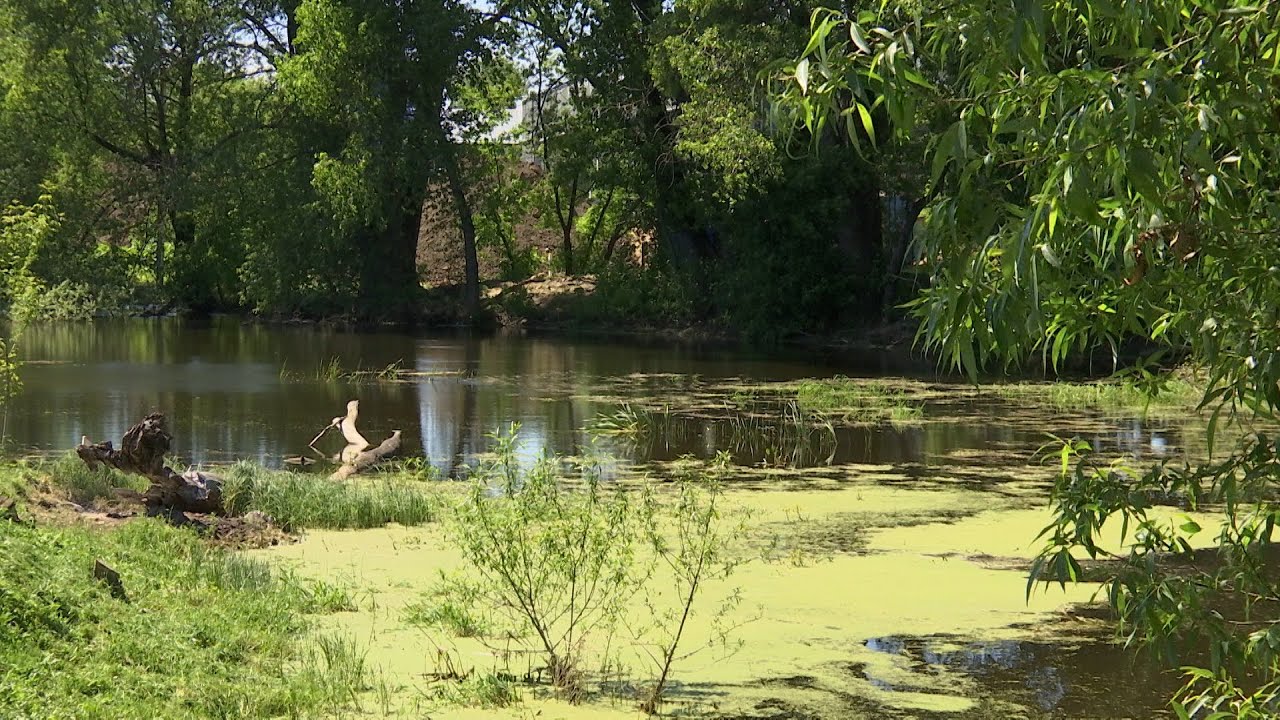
[850,23,871,54]
[856,103,876,146]
[1126,148,1162,203]
[930,122,958,187]
[795,58,810,94]
[901,67,933,89]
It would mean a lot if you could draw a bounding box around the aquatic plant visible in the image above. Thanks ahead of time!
[221,461,435,530]
[0,518,368,717]
[588,403,655,437]
[404,572,491,637]
[795,377,925,424]
[427,672,520,708]
[315,355,343,382]
[989,377,1202,413]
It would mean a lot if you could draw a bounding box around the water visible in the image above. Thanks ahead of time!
[3,317,1201,716]
[5,318,1190,477]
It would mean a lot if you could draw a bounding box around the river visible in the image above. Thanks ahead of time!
[7,317,1196,717]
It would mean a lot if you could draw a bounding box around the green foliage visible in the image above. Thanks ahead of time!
[220,461,435,531]
[780,1,1280,712]
[710,152,882,342]
[583,263,698,328]
[0,335,19,409]
[796,377,923,424]
[452,429,642,695]
[451,428,744,707]
[0,519,367,718]
[403,572,491,638]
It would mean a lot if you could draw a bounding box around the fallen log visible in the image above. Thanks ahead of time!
[75,413,224,514]
[330,430,402,481]
[322,400,401,480]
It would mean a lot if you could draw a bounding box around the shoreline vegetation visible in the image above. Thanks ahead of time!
[0,371,1212,718]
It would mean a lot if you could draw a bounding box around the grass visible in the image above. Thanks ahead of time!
[988,376,1203,412]
[588,403,653,437]
[403,573,491,637]
[280,357,406,384]
[0,518,368,718]
[221,461,436,531]
[427,673,520,708]
[796,377,925,424]
[43,452,148,506]
[22,454,437,532]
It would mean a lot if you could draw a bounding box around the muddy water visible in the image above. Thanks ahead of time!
[9,318,1204,716]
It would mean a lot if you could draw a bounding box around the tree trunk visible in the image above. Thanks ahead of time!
[834,176,883,272]
[441,144,480,318]
[75,413,224,515]
[881,194,926,317]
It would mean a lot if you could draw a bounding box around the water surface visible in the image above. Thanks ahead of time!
[7,318,1202,717]
[7,318,1188,475]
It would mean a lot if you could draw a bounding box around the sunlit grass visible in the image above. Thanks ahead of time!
[796,377,925,424]
[0,519,368,718]
[280,357,406,384]
[221,461,436,531]
[988,377,1203,412]
[41,451,148,506]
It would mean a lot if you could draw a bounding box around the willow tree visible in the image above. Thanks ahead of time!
[778,1,1280,715]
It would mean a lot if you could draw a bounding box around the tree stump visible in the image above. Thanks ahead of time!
[75,413,225,515]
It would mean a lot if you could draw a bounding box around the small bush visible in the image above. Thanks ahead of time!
[452,429,643,697]
[451,429,745,710]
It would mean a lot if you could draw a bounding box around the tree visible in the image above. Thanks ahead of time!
[282,0,519,318]
[0,0,292,303]
[779,1,1280,714]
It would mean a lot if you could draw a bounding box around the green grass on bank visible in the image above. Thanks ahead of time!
[0,518,368,719]
[222,461,436,531]
[20,454,438,532]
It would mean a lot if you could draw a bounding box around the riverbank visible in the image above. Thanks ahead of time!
[0,328,1223,717]
[0,421,1197,718]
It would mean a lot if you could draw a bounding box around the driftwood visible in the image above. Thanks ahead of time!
[317,400,401,480]
[75,413,224,514]
[330,430,402,481]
